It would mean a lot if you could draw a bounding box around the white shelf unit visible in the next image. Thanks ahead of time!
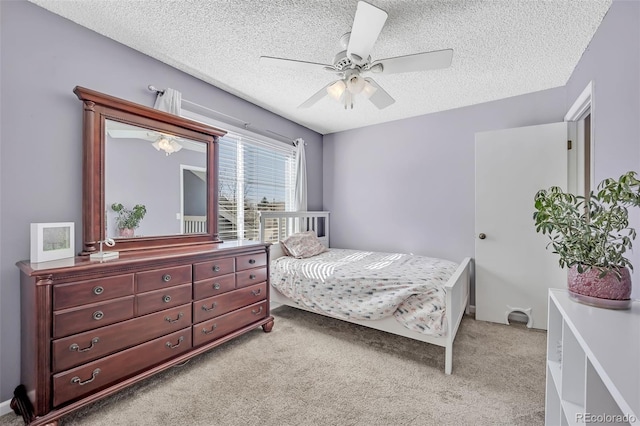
[546,289,640,425]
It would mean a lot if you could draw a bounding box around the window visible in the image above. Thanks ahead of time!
[181,109,296,241]
[218,133,295,241]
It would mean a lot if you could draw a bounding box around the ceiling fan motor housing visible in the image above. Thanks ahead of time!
[333,50,353,70]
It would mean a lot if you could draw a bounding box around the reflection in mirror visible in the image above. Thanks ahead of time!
[105,120,207,239]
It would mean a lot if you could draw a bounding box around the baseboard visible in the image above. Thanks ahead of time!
[467,305,528,324]
[0,398,14,417]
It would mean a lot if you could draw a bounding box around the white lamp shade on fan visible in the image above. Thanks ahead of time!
[152,135,183,155]
[327,80,346,101]
[346,74,366,94]
[362,79,377,98]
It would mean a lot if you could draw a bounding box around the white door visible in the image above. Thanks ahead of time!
[475,122,568,330]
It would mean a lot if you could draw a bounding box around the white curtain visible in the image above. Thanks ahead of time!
[153,88,182,115]
[294,138,307,211]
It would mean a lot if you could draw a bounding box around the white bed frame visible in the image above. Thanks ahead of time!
[258,211,472,375]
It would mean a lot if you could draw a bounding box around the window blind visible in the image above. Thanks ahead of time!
[181,109,296,241]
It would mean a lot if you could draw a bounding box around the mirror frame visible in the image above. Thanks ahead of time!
[74,86,226,255]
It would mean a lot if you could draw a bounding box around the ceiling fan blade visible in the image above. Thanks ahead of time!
[260,56,335,72]
[364,78,395,109]
[371,49,453,74]
[298,81,336,108]
[347,1,388,65]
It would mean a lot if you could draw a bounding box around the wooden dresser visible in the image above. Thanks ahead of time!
[12,241,273,426]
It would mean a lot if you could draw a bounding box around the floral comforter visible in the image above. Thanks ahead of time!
[270,248,459,337]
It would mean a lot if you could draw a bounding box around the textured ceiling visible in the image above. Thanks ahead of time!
[29,0,612,135]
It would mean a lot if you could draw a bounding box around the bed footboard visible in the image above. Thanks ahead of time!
[443,257,472,374]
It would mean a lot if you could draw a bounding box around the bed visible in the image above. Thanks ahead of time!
[258,211,472,374]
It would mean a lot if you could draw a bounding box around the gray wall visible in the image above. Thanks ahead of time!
[0,0,323,402]
[324,88,567,259]
[565,0,640,292]
[323,0,639,298]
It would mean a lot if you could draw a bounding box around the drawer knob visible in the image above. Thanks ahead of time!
[213,265,220,272]
[202,302,218,312]
[213,283,221,290]
[164,312,184,324]
[70,368,101,386]
[165,336,184,349]
[202,324,218,335]
[251,306,264,315]
[249,259,256,264]
[162,295,172,303]
[251,289,262,296]
[93,286,104,295]
[162,274,172,282]
[93,311,104,321]
[69,337,100,352]
[250,274,256,280]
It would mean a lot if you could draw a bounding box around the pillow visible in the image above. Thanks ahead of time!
[281,231,328,259]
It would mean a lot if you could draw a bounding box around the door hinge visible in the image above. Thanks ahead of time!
[567,140,572,150]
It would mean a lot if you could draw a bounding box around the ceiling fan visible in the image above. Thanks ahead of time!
[260,1,453,110]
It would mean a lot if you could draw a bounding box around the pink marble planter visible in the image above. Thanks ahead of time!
[568,265,632,309]
[118,228,135,238]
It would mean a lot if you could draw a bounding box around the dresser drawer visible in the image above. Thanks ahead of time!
[193,282,267,323]
[193,273,235,300]
[52,304,192,373]
[193,257,234,281]
[135,283,192,316]
[236,252,267,271]
[54,274,134,310]
[53,296,135,338]
[236,267,267,289]
[52,328,191,407]
[136,264,192,293]
[193,301,267,347]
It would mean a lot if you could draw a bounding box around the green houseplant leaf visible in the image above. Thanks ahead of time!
[533,171,640,279]
[111,203,147,230]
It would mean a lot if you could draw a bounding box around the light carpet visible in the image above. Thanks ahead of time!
[0,306,546,426]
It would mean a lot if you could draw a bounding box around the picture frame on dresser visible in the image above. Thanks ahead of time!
[30,222,75,263]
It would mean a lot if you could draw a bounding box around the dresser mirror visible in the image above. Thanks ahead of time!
[74,86,226,255]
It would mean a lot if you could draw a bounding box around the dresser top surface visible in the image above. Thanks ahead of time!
[549,288,640,417]
[18,240,269,276]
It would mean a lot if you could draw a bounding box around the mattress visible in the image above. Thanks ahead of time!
[270,248,459,337]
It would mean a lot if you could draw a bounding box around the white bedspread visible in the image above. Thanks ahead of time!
[270,248,459,337]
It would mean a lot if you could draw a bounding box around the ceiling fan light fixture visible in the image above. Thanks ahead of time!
[327,80,346,101]
[362,80,378,98]
[152,135,183,156]
[346,74,366,94]
[343,90,354,110]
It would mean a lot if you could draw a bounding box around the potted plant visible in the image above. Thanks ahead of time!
[533,171,640,309]
[111,203,147,238]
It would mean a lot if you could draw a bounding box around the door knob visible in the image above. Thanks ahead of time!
[479,233,486,239]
